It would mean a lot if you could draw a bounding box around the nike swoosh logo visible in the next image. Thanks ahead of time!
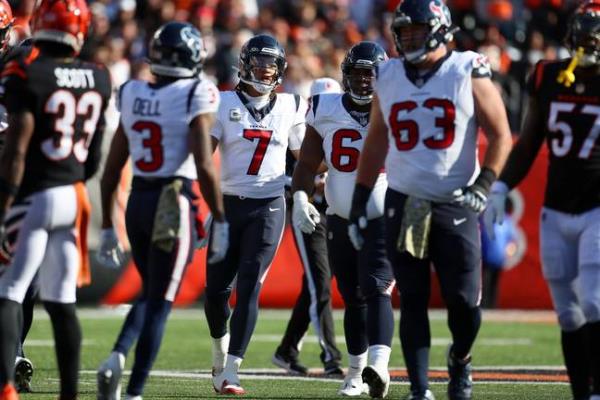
[453,218,467,226]
[269,207,281,212]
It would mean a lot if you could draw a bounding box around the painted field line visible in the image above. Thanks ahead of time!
[80,370,569,385]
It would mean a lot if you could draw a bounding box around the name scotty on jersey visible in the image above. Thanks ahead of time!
[55,68,96,89]
[133,97,161,116]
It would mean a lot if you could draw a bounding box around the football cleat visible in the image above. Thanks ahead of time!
[0,384,17,400]
[446,345,473,400]
[14,356,33,393]
[212,370,246,395]
[124,395,142,400]
[338,374,369,397]
[406,389,436,400]
[97,352,125,400]
[361,365,390,398]
[324,361,344,377]
[271,352,308,376]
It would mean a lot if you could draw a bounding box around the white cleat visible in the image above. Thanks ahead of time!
[97,352,125,400]
[212,370,246,395]
[338,375,369,397]
[124,396,142,400]
[361,365,390,398]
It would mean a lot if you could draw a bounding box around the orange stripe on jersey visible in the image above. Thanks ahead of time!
[534,61,547,91]
[1,62,26,79]
[74,182,92,287]
[24,46,40,65]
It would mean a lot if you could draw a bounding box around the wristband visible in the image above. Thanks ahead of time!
[473,167,496,193]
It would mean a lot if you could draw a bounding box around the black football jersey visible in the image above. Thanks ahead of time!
[527,60,600,213]
[0,47,112,200]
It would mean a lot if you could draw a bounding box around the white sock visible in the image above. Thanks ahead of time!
[347,351,367,378]
[368,345,391,373]
[212,333,230,370]
[224,354,243,376]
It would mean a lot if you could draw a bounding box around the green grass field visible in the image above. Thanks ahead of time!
[17,308,571,399]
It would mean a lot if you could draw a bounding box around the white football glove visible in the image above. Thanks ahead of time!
[96,228,125,269]
[292,191,320,234]
[196,212,212,249]
[208,220,229,264]
[482,181,509,239]
[347,215,367,251]
[453,186,488,214]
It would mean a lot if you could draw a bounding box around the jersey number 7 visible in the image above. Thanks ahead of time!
[243,128,272,175]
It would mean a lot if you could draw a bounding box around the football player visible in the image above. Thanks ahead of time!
[348,1,513,399]
[291,41,394,398]
[0,1,112,399]
[272,77,344,378]
[95,21,227,400]
[205,34,307,395]
[0,1,36,394]
[484,1,600,399]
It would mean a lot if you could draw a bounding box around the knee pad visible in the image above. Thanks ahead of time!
[580,263,600,323]
[445,293,475,311]
[339,285,365,308]
[547,279,587,331]
[582,299,600,323]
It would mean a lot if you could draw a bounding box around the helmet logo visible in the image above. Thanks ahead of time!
[429,1,450,27]
[180,26,203,63]
[260,47,279,55]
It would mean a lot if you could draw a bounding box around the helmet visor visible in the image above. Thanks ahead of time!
[248,54,279,84]
[346,67,376,98]
[396,23,430,54]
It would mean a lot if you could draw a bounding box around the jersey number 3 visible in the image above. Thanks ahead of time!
[42,90,103,162]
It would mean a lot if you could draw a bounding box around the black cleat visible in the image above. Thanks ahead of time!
[447,345,473,400]
[271,352,309,375]
[324,361,344,377]
[14,357,33,393]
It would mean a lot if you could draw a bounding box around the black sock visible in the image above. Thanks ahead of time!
[44,301,80,399]
[0,299,22,385]
[447,304,481,360]
[588,321,600,395]
[18,286,37,358]
[561,326,591,399]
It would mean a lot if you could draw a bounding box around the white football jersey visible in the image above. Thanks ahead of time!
[376,51,484,202]
[118,77,219,179]
[307,93,387,220]
[212,91,307,198]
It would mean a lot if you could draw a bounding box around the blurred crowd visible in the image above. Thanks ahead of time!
[7,0,585,131]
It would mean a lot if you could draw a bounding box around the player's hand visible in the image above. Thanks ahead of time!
[196,212,213,249]
[454,167,496,214]
[293,191,320,234]
[208,220,229,264]
[482,181,509,239]
[97,228,125,269]
[453,185,488,213]
[347,184,372,251]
